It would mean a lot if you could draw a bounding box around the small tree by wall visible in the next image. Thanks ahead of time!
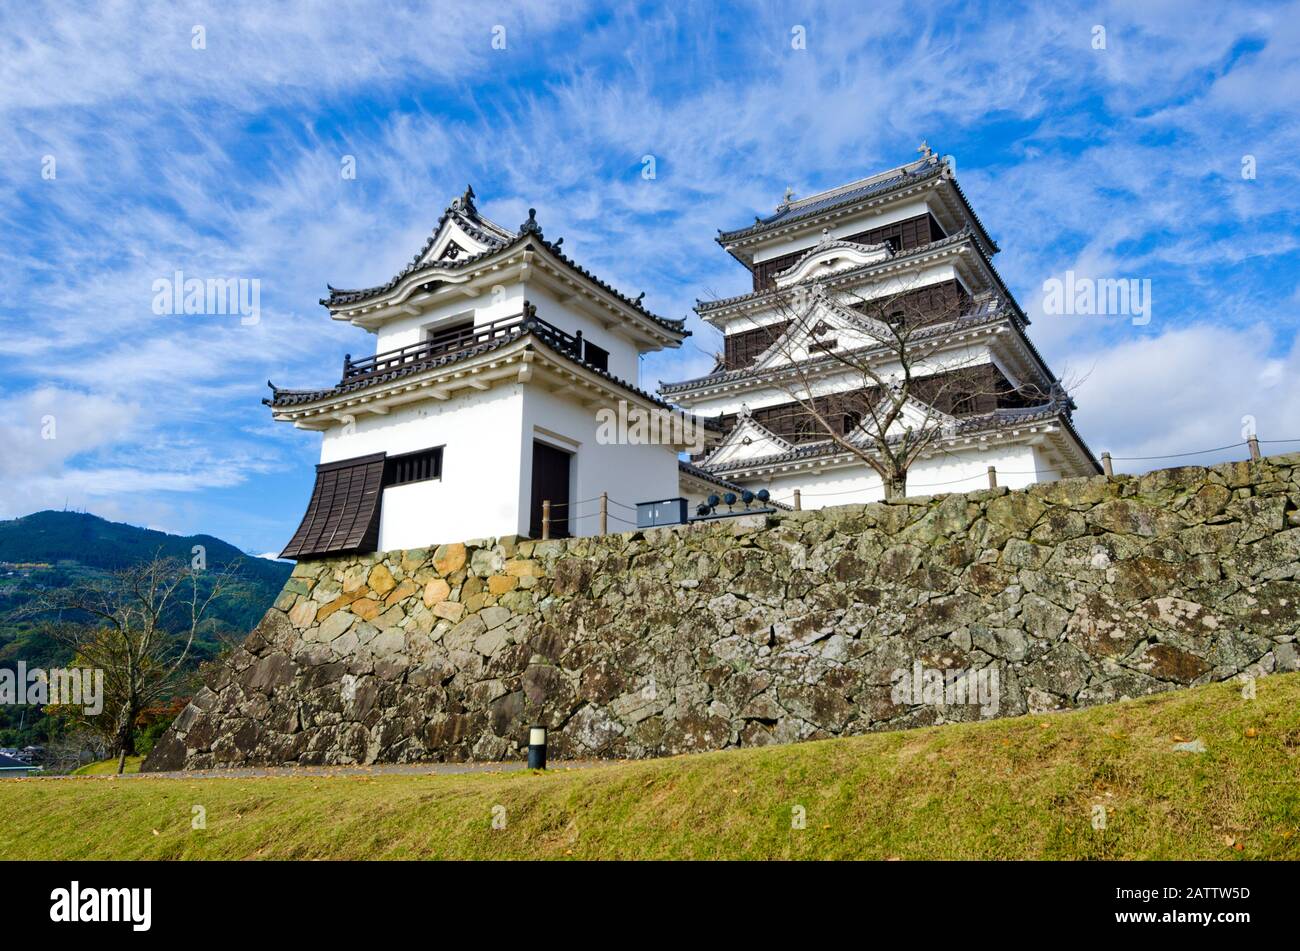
[32,556,232,774]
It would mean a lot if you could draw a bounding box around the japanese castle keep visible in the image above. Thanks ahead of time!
[663,144,1098,508]
[269,149,1097,558]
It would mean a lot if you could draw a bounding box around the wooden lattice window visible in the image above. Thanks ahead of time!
[384,447,444,487]
[724,321,789,369]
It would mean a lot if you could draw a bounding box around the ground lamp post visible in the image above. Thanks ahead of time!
[528,724,547,770]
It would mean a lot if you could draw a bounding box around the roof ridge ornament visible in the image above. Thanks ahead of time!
[449,184,477,215]
[519,207,543,236]
[777,185,795,212]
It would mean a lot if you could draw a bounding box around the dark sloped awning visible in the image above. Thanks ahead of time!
[280,452,386,559]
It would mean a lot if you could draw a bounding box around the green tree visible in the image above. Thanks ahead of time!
[32,556,233,773]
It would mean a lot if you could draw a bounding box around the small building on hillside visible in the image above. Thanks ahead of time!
[268,188,700,557]
[0,752,39,778]
[661,145,1098,508]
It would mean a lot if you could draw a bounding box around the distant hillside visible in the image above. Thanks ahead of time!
[0,511,292,638]
[0,510,289,587]
[0,511,293,749]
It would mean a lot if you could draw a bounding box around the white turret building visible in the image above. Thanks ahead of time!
[661,146,1099,508]
[268,188,697,558]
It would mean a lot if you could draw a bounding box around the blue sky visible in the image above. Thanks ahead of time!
[2,0,1298,555]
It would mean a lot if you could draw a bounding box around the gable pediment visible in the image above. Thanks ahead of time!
[748,293,893,372]
[402,186,515,270]
[703,415,794,467]
[419,217,495,266]
[773,236,893,288]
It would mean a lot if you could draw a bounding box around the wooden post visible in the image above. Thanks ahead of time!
[541,500,551,540]
[987,465,997,488]
[1248,435,1261,461]
[793,489,802,511]
[1101,452,1113,478]
[599,492,608,535]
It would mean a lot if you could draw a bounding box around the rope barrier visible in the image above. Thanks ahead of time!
[546,496,607,510]
[535,435,1300,532]
[1108,442,1246,461]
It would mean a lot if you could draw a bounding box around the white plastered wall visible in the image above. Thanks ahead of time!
[681,442,1055,511]
[318,384,527,550]
[518,385,681,537]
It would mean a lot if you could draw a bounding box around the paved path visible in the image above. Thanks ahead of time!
[42,760,617,780]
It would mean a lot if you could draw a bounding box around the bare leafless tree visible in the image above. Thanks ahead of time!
[710,270,1062,499]
[28,556,232,773]
[40,729,110,775]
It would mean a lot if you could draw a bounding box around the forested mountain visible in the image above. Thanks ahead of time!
[0,511,291,750]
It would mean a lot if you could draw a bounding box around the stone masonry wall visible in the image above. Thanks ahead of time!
[144,454,1300,770]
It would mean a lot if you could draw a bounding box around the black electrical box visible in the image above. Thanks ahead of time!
[636,497,688,528]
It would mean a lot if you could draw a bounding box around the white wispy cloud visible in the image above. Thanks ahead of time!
[2,0,1298,550]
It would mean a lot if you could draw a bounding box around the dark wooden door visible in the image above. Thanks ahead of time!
[529,441,571,538]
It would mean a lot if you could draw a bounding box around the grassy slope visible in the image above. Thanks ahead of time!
[2,675,1298,860]
[70,756,143,776]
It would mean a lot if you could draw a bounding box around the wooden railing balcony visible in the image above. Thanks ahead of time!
[341,306,607,383]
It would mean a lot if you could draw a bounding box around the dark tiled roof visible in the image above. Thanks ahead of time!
[678,459,745,492]
[321,198,686,338]
[660,299,1010,396]
[697,228,980,313]
[677,461,793,511]
[266,322,687,417]
[701,401,1086,474]
[0,753,37,770]
[323,196,509,305]
[719,159,943,242]
[716,156,998,255]
[531,234,687,336]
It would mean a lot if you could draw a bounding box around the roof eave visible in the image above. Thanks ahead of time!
[715,166,1000,271]
[267,331,697,431]
[323,236,687,343]
[702,408,1091,480]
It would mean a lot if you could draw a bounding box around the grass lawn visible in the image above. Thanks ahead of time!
[70,756,143,776]
[2,673,1298,860]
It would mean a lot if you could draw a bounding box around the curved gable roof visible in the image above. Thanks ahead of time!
[321,194,686,338]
